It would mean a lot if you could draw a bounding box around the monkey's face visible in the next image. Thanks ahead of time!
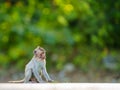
[34,46,46,59]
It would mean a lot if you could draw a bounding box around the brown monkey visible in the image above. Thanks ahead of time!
[9,46,53,83]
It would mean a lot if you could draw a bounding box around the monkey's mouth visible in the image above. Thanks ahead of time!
[40,51,44,55]
[40,52,45,59]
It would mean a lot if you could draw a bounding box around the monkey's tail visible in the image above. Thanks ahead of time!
[8,78,25,83]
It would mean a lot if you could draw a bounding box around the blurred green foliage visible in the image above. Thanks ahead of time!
[0,0,120,72]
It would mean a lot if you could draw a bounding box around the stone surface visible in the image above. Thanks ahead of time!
[0,83,120,90]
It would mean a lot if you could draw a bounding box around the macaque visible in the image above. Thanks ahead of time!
[9,46,53,83]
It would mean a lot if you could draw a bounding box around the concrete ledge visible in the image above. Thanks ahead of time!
[0,83,120,90]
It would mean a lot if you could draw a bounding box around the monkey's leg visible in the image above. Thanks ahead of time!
[24,69,32,83]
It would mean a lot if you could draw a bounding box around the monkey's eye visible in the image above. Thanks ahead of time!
[41,51,44,54]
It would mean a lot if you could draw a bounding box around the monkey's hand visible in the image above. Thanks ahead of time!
[48,79,54,82]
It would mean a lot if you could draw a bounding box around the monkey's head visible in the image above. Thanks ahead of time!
[33,46,46,59]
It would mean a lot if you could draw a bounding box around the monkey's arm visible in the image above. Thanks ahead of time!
[32,67,44,83]
[42,62,53,82]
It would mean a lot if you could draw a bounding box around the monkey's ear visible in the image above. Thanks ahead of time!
[33,50,36,54]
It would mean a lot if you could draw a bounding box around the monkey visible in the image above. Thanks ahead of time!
[9,46,53,83]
